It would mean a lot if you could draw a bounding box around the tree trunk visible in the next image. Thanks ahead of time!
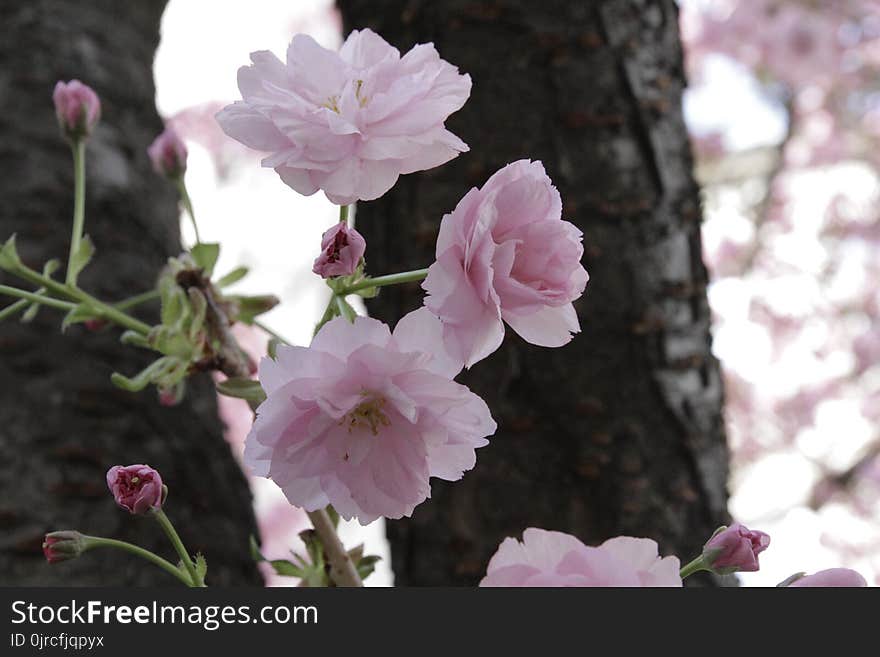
[337,0,730,585]
[0,0,261,585]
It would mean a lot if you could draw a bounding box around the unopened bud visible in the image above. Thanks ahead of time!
[312,222,366,279]
[53,80,101,140]
[147,126,188,179]
[43,530,89,563]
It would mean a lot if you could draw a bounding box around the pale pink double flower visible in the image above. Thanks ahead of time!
[244,309,496,525]
[424,160,589,367]
[216,29,471,205]
[480,528,682,587]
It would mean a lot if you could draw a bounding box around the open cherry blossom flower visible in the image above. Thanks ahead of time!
[216,29,471,205]
[423,160,589,367]
[480,528,682,587]
[244,309,496,525]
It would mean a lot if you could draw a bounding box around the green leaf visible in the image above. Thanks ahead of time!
[0,234,22,271]
[160,286,187,327]
[190,242,220,276]
[326,505,340,529]
[231,294,280,325]
[216,266,249,288]
[61,303,101,332]
[67,234,95,284]
[269,560,306,578]
[357,555,381,580]
[195,553,208,582]
[215,377,267,404]
[249,535,266,563]
[266,337,281,360]
[354,285,379,299]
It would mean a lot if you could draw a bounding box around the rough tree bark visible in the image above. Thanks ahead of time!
[0,0,261,585]
[337,0,730,585]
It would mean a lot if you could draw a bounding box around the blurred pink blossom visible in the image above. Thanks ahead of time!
[480,528,682,587]
[244,309,495,525]
[423,160,588,367]
[148,126,188,178]
[216,28,471,205]
[787,568,867,587]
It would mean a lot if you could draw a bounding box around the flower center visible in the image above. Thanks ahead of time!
[322,80,369,113]
[341,393,390,436]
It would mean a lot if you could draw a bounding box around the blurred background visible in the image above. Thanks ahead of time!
[152,0,879,586]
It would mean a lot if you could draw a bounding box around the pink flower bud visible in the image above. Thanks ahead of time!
[147,126,188,178]
[106,464,164,514]
[53,80,101,139]
[787,568,867,587]
[84,318,108,332]
[702,522,770,573]
[312,222,366,279]
[43,530,88,563]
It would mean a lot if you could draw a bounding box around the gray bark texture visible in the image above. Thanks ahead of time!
[0,0,261,585]
[337,0,731,585]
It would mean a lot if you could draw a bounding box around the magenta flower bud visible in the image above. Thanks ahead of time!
[106,464,164,514]
[43,530,88,563]
[312,222,366,279]
[787,568,867,587]
[84,318,108,332]
[147,126,188,178]
[53,80,101,140]
[702,522,770,573]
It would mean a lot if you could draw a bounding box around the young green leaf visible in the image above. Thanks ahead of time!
[190,242,220,276]
[216,377,267,404]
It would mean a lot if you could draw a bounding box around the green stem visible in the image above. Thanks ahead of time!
[335,295,357,322]
[313,295,338,336]
[0,285,76,312]
[679,555,709,579]
[84,535,193,586]
[254,319,290,345]
[0,297,28,322]
[176,178,201,244]
[65,139,87,285]
[338,204,349,225]
[115,289,160,310]
[342,268,429,294]
[152,508,203,587]
[10,264,151,335]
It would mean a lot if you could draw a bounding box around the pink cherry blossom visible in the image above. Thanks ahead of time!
[787,568,867,587]
[215,29,471,205]
[423,160,589,367]
[106,464,164,515]
[702,522,770,573]
[312,222,366,278]
[480,528,682,587]
[244,309,495,525]
[148,126,188,178]
[52,80,100,139]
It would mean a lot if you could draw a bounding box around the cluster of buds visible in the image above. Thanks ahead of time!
[111,244,277,404]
